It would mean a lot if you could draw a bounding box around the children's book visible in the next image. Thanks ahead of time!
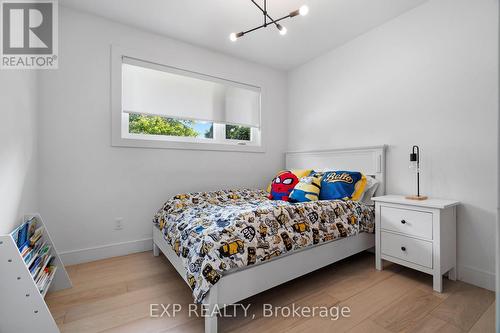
[34,254,53,282]
[25,241,46,267]
[29,256,42,276]
[15,223,29,249]
[29,244,51,275]
[12,217,37,249]
[40,265,57,295]
[29,226,44,247]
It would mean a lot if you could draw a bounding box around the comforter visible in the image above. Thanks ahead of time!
[153,189,374,303]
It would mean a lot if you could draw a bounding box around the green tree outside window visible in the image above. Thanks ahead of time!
[226,125,251,141]
[129,114,199,137]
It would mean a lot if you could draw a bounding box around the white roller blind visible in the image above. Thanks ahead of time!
[122,57,261,128]
[225,87,261,128]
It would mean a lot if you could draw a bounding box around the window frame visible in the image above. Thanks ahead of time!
[111,45,264,152]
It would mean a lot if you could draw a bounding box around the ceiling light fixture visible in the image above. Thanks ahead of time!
[277,24,287,35]
[229,0,308,42]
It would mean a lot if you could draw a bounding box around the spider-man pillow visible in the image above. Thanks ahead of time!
[267,169,312,201]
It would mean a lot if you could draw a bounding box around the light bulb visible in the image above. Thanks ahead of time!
[278,25,287,35]
[299,5,309,16]
[229,33,237,42]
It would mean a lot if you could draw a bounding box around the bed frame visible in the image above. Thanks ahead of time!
[152,145,386,333]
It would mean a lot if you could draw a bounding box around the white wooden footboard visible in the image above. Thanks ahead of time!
[153,225,374,333]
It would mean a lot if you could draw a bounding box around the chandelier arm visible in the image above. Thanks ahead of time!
[265,14,292,25]
[250,0,280,30]
[240,13,291,35]
[242,24,267,35]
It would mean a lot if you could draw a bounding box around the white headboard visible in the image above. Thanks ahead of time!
[285,145,387,196]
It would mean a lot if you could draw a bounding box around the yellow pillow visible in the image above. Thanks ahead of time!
[352,174,367,201]
[289,173,322,202]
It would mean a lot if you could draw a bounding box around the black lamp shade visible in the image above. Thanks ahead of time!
[410,153,417,162]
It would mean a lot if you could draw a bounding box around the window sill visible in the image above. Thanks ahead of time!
[111,136,265,153]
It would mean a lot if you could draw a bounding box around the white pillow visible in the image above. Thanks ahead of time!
[312,168,334,174]
[360,176,380,205]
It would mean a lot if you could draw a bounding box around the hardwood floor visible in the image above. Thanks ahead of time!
[46,251,496,333]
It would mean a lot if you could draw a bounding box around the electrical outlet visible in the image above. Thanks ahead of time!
[114,217,124,230]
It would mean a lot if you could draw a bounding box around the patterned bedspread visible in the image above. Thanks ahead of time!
[153,189,374,303]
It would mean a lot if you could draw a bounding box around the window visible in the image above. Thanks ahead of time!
[226,125,251,141]
[111,47,262,152]
[128,114,213,139]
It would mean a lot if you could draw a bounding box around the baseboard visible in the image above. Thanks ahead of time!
[58,240,496,292]
[59,238,153,265]
[459,264,496,291]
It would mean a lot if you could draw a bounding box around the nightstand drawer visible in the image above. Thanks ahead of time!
[381,231,433,268]
[380,206,432,239]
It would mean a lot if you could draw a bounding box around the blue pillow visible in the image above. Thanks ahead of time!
[319,171,366,201]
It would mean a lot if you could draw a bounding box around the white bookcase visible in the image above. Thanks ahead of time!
[0,214,72,333]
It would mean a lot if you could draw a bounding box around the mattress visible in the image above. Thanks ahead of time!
[153,189,374,303]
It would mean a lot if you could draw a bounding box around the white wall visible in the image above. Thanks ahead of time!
[288,0,498,290]
[0,71,39,235]
[38,7,287,264]
[497,41,500,329]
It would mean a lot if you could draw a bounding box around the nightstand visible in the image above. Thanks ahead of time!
[372,195,460,292]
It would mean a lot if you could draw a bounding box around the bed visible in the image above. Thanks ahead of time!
[152,146,386,333]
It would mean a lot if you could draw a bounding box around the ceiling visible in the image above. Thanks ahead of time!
[59,0,428,70]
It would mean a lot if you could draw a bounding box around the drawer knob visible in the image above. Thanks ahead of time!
[401,220,407,224]
[401,246,406,251]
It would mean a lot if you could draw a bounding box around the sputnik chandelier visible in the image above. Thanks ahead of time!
[229,0,309,41]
